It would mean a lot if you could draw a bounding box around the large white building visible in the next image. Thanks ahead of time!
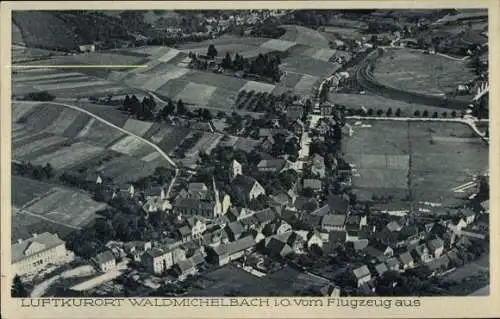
[12,232,71,277]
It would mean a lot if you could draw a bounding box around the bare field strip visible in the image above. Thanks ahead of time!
[280,25,330,48]
[98,155,159,184]
[353,168,408,189]
[13,135,68,159]
[207,88,237,109]
[76,119,126,147]
[33,80,111,91]
[175,82,217,106]
[281,56,338,78]
[12,102,40,122]
[307,48,336,62]
[31,141,104,170]
[149,126,175,144]
[44,108,81,135]
[14,103,63,133]
[12,131,52,148]
[239,81,275,94]
[24,188,106,228]
[140,66,190,91]
[357,154,410,170]
[128,46,168,56]
[141,151,162,162]
[109,135,147,155]
[158,48,181,62]
[12,176,57,207]
[12,72,85,82]
[62,113,91,138]
[260,39,296,52]
[122,119,154,137]
[156,78,190,98]
[184,71,248,92]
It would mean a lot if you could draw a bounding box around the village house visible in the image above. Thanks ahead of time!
[462,209,476,225]
[207,236,256,266]
[375,263,389,277]
[310,154,326,178]
[186,216,207,239]
[385,257,401,272]
[11,232,72,277]
[262,219,292,237]
[290,119,305,135]
[227,206,253,221]
[257,159,289,174]
[229,159,243,181]
[124,241,152,261]
[412,244,434,264]
[427,237,445,258]
[302,178,323,194]
[353,265,372,288]
[173,251,206,281]
[321,214,347,232]
[399,251,415,270]
[264,236,294,258]
[232,175,266,203]
[327,194,350,215]
[286,104,304,122]
[94,251,116,272]
[141,248,173,275]
[225,221,246,241]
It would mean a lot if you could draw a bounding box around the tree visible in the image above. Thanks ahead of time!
[177,99,187,115]
[432,111,438,118]
[11,274,28,297]
[442,111,448,118]
[451,110,457,118]
[207,44,218,59]
[376,109,384,116]
[367,108,374,116]
[422,110,429,117]
[386,108,393,117]
[395,108,402,117]
[161,100,175,119]
[221,52,232,69]
[414,110,421,117]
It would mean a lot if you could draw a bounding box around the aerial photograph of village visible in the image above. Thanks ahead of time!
[10,8,489,298]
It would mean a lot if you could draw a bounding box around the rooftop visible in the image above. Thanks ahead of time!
[12,232,65,263]
[353,265,371,279]
[322,214,346,227]
[96,250,115,264]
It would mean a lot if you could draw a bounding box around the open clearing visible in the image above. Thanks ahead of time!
[280,25,330,48]
[30,141,104,170]
[122,119,154,137]
[294,74,320,96]
[343,120,488,211]
[24,187,106,228]
[12,176,57,207]
[175,82,218,106]
[372,48,475,96]
[239,81,275,94]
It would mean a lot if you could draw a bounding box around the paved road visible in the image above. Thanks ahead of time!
[16,100,178,169]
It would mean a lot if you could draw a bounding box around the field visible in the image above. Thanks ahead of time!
[372,48,476,96]
[343,120,488,212]
[23,187,107,228]
[280,25,330,48]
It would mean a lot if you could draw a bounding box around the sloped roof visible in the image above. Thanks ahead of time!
[96,250,115,264]
[399,251,414,265]
[303,178,322,190]
[327,195,349,215]
[227,221,245,236]
[322,214,346,227]
[12,232,65,263]
[427,237,444,251]
[353,265,371,279]
[213,236,255,257]
[375,263,388,276]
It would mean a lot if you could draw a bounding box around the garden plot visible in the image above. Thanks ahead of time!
[207,88,238,110]
[140,66,190,91]
[97,155,161,184]
[44,108,81,135]
[148,126,175,144]
[141,151,162,162]
[122,119,154,137]
[13,135,68,159]
[31,141,104,170]
[239,81,275,94]
[260,39,296,52]
[158,48,181,62]
[109,135,148,155]
[175,82,217,106]
[24,187,106,228]
[184,133,223,157]
[76,119,126,148]
[294,74,320,96]
[272,72,304,95]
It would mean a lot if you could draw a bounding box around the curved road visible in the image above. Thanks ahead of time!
[16,100,180,197]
